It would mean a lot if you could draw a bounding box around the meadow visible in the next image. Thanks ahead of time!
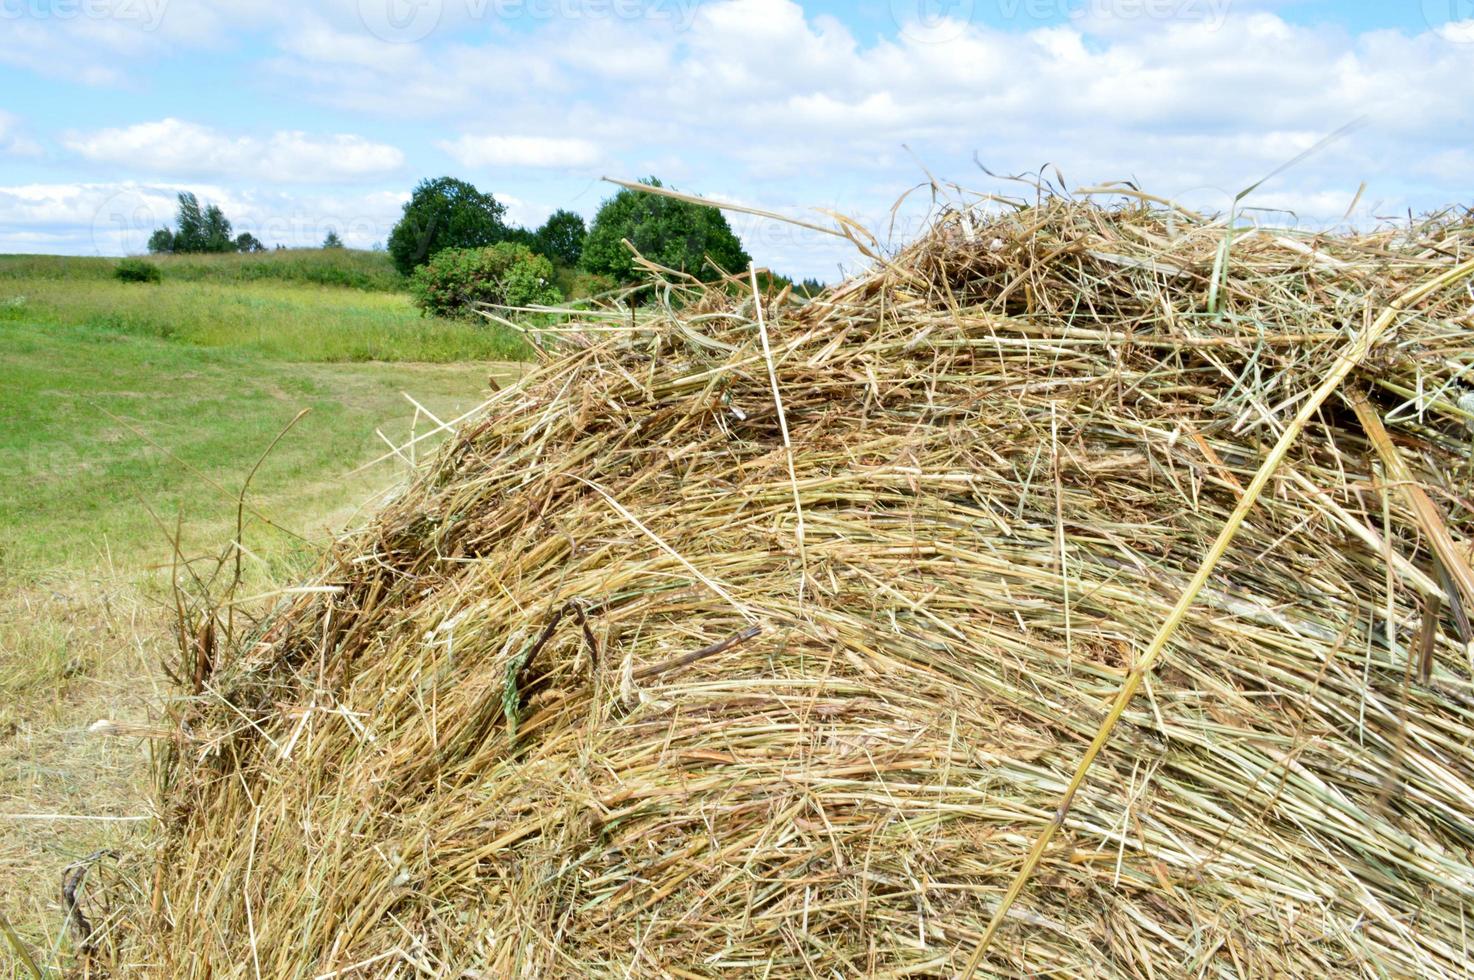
[0,250,529,970]
[0,250,531,363]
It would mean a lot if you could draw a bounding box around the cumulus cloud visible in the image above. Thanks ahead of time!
[7,0,1474,277]
[64,119,405,182]
[252,1,1473,197]
[439,135,602,169]
[0,180,410,254]
[0,111,43,158]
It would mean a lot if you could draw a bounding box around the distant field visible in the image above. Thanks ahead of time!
[0,250,532,363]
[0,246,404,291]
[0,253,531,969]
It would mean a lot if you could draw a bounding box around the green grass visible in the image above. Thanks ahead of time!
[0,252,534,568]
[0,257,536,970]
[0,316,521,575]
[0,247,404,291]
[0,276,531,362]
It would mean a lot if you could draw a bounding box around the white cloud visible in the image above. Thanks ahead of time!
[6,1,1474,279]
[439,135,602,169]
[1434,19,1474,44]
[64,119,405,183]
[0,181,408,255]
[0,111,44,158]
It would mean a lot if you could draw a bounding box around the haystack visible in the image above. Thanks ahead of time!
[102,190,1474,977]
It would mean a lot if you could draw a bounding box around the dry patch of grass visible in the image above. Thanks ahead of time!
[0,578,159,965]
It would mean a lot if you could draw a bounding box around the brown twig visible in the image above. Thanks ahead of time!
[633,625,762,680]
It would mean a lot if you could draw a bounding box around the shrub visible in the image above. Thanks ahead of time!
[115,258,163,283]
[567,270,617,299]
[0,295,27,320]
[409,243,561,319]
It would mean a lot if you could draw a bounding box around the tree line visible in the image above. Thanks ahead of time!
[143,177,824,312]
[147,192,266,254]
[383,175,762,286]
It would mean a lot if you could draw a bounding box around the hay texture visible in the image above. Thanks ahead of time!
[112,193,1474,977]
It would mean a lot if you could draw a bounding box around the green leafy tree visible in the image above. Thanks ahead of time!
[388,177,511,275]
[581,178,749,286]
[170,192,207,252]
[147,227,175,254]
[148,192,258,254]
[534,209,586,267]
[322,230,344,249]
[202,203,234,252]
[408,243,561,319]
[501,226,538,249]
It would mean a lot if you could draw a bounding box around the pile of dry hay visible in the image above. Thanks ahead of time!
[103,190,1474,977]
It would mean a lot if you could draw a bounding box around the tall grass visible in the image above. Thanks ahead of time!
[0,277,531,362]
[155,248,404,291]
[0,248,403,292]
[0,254,118,281]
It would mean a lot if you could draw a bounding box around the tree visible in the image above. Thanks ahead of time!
[202,203,234,252]
[170,192,207,252]
[501,226,538,250]
[534,209,586,267]
[581,178,749,286]
[147,192,260,254]
[147,227,175,254]
[322,230,345,249]
[387,177,511,275]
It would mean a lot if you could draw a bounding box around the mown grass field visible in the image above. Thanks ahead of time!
[0,250,529,972]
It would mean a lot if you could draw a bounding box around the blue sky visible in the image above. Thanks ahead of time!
[1,0,1471,279]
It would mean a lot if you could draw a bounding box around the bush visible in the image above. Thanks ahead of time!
[0,295,27,320]
[567,270,617,299]
[115,258,163,283]
[409,243,561,319]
